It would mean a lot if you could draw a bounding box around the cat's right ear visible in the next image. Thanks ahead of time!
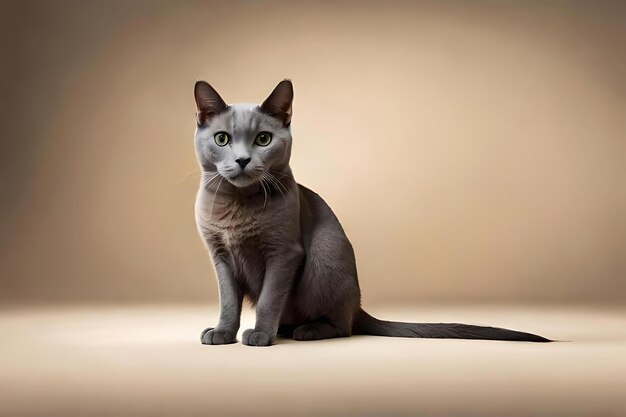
[194,81,228,126]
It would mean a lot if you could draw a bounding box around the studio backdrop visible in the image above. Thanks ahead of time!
[1,1,624,305]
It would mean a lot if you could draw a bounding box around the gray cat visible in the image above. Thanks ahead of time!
[194,80,550,346]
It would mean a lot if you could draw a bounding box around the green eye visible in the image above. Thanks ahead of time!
[214,132,230,146]
[255,132,272,147]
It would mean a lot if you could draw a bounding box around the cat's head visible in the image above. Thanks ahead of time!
[193,80,293,188]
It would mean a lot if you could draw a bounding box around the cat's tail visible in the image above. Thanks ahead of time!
[353,308,551,342]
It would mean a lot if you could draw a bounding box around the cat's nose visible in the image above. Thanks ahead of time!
[235,157,251,169]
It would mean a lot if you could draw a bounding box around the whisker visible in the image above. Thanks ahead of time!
[267,171,289,193]
[264,172,287,200]
[259,176,269,219]
[202,173,221,188]
[209,177,224,219]
[176,168,203,184]
[271,173,289,195]
[270,170,294,181]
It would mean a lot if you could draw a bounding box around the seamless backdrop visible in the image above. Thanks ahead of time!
[1,0,625,305]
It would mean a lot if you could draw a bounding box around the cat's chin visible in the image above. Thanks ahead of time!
[224,174,258,188]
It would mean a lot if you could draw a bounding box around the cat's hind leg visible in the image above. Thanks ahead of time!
[277,324,297,338]
[292,308,353,341]
[292,321,345,341]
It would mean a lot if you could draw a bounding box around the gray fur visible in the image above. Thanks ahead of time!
[193,80,550,346]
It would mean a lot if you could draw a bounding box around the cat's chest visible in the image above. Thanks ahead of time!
[196,193,268,246]
[209,206,263,246]
[196,187,295,251]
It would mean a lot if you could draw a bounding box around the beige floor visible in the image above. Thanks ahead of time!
[1,304,625,417]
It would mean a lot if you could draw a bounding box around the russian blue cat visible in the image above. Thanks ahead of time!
[194,80,549,346]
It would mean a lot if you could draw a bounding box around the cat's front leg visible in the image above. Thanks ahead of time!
[242,246,304,347]
[201,258,243,345]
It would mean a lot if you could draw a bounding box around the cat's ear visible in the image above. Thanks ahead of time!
[260,79,293,127]
[194,81,228,126]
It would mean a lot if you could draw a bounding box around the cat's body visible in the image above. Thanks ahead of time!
[194,80,550,346]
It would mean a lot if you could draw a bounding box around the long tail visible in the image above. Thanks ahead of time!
[353,308,550,342]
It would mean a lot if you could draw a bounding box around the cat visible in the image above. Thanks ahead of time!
[193,79,550,346]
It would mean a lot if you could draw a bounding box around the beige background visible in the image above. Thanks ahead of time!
[1,0,625,305]
[2,3,626,417]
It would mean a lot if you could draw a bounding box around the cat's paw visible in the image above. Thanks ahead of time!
[242,329,274,347]
[200,327,237,345]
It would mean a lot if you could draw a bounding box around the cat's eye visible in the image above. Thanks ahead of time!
[255,132,272,147]
[214,132,230,146]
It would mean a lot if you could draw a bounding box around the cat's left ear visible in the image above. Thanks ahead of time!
[260,79,293,127]
[194,81,228,126]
